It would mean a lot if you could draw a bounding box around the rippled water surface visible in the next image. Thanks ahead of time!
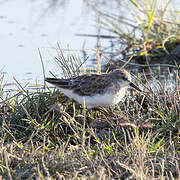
[0,0,99,85]
[0,0,179,89]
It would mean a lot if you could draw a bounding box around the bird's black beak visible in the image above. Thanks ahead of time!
[129,82,142,92]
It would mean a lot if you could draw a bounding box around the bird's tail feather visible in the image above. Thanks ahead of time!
[45,78,70,88]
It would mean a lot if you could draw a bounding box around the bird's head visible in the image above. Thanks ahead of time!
[111,68,141,91]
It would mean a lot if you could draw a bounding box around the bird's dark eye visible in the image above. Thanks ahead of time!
[122,76,126,80]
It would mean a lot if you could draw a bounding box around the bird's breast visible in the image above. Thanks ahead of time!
[57,86,127,109]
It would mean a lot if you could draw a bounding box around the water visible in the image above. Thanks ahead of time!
[0,0,179,90]
[0,0,98,86]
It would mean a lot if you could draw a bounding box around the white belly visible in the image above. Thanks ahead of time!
[58,87,127,109]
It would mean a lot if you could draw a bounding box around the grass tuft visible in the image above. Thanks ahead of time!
[0,0,180,179]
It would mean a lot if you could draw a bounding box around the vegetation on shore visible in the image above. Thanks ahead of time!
[0,0,180,179]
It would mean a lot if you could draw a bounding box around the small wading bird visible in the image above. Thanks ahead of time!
[45,69,141,109]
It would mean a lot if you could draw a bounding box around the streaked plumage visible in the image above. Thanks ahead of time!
[45,69,141,108]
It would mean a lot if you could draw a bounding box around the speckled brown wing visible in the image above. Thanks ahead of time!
[69,74,113,96]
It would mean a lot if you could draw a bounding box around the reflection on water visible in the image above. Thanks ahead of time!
[0,0,98,86]
[0,0,179,92]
